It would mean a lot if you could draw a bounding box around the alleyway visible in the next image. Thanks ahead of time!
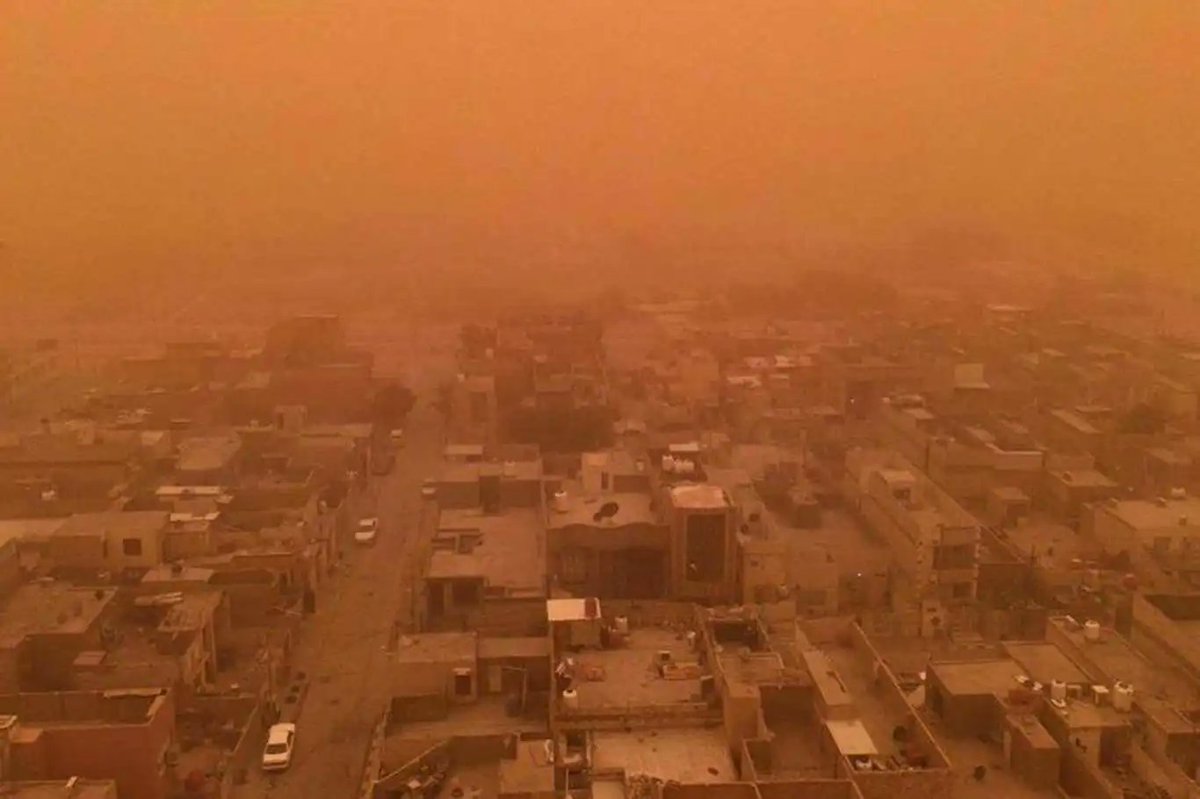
[234,401,443,799]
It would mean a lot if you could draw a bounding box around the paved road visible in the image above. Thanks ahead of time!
[234,403,442,799]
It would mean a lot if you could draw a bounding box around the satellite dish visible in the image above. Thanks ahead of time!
[593,501,620,523]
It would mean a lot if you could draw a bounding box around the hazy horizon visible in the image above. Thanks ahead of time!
[3,2,1198,292]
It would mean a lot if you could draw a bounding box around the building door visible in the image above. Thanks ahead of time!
[487,666,503,694]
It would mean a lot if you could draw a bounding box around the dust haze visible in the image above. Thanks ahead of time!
[2,2,1198,305]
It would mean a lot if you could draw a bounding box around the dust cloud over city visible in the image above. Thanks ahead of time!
[3,3,1199,299]
[3,4,1200,799]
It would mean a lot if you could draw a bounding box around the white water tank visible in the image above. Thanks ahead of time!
[1084,620,1102,642]
[552,491,569,513]
[1112,682,1134,712]
[561,688,579,710]
[1050,680,1067,702]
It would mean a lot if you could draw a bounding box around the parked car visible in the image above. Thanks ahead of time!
[261,723,296,772]
[354,517,379,545]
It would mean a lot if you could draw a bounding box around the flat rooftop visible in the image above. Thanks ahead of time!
[1000,518,1093,572]
[1001,641,1090,685]
[392,632,477,665]
[1049,468,1117,489]
[778,507,892,579]
[438,460,542,483]
[930,658,1026,697]
[0,688,166,725]
[55,510,167,539]
[429,508,544,593]
[930,726,1061,799]
[571,628,704,710]
[0,583,117,648]
[1048,617,1199,709]
[546,492,657,530]
[157,590,223,633]
[668,484,730,510]
[1101,497,1200,533]
[0,517,68,547]
[176,434,241,473]
[592,727,736,782]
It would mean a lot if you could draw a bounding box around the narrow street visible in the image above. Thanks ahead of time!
[234,401,442,799]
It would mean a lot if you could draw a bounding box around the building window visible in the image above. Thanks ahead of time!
[560,549,587,583]
[686,514,726,582]
[453,668,473,697]
[122,538,143,556]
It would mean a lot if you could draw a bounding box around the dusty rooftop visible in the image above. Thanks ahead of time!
[0,517,68,547]
[0,583,117,648]
[391,632,477,665]
[1001,641,1091,685]
[176,434,241,473]
[547,491,657,529]
[668,483,730,510]
[930,658,1026,697]
[569,627,704,710]
[591,728,736,782]
[429,508,545,593]
[55,510,168,539]
[1100,497,1200,533]
[1049,468,1118,489]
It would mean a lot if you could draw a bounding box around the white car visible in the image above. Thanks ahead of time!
[261,723,296,772]
[354,517,379,545]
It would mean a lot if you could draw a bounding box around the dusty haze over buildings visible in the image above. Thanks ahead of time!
[2,2,1198,294]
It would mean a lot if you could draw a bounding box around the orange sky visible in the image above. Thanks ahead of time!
[2,2,1197,287]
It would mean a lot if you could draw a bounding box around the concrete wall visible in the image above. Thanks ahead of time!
[8,690,176,799]
[841,759,954,799]
[661,783,759,799]
[1059,747,1123,799]
[468,599,548,638]
[757,780,861,799]
[847,624,951,770]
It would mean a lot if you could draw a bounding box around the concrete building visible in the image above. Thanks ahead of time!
[72,589,230,695]
[0,583,118,692]
[666,484,740,603]
[48,511,169,574]
[1041,467,1119,527]
[420,507,546,636]
[1091,495,1200,581]
[0,689,176,799]
[174,433,242,483]
[547,491,667,599]
[844,449,980,615]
